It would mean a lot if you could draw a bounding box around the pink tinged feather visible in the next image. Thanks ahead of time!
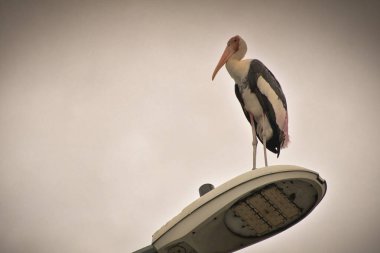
[282,112,290,148]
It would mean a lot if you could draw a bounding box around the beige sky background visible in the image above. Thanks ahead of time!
[1,0,380,252]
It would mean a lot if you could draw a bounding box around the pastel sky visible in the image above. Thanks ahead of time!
[1,1,379,252]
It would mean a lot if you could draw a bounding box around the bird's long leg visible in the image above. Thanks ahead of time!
[263,138,268,167]
[262,115,268,167]
[250,113,257,170]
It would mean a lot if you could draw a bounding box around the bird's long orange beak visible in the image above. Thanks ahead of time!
[212,45,235,81]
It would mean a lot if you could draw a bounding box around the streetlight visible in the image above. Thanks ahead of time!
[133,165,327,253]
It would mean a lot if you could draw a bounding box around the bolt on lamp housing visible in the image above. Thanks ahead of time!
[151,165,327,253]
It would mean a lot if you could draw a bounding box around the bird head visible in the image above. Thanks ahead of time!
[212,35,247,80]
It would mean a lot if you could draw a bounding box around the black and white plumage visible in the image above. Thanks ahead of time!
[212,35,289,169]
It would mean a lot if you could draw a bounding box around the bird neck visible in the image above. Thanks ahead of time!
[226,58,250,84]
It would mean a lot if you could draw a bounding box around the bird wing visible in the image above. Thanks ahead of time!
[248,60,287,110]
[247,59,288,156]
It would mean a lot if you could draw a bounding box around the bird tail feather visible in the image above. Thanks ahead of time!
[281,112,290,148]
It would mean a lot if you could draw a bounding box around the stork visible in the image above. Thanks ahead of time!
[212,35,289,170]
